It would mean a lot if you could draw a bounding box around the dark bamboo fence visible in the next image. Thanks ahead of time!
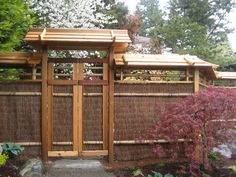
[0,82,194,160]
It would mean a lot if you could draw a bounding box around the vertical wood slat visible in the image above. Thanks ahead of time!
[108,47,115,162]
[42,47,48,161]
[120,68,124,80]
[194,68,199,92]
[73,63,79,151]
[102,63,108,150]
[78,63,84,154]
[47,63,54,151]
[186,68,189,81]
[32,64,37,80]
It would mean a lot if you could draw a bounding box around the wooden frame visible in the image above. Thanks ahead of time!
[48,58,108,64]
[47,63,54,151]
[48,151,78,157]
[41,47,48,161]
[108,47,115,163]
[103,63,108,150]
[46,56,110,159]
[194,68,200,92]
[2,28,223,164]
[73,63,79,152]
[78,63,83,154]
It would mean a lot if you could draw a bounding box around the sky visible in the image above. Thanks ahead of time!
[119,0,236,52]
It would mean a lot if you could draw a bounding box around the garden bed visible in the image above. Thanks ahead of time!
[110,158,236,177]
[0,159,24,177]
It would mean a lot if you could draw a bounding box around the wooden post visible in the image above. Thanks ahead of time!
[47,63,54,151]
[103,63,108,150]
[194,68,202,163]
[108,47,114,162]
[78,63,83,154]
[32,64,37,80]
[186,68,189,81]
[73,63,79,152]
[194,68,199,92]
[42,46,48,162]
[120,68,124,80]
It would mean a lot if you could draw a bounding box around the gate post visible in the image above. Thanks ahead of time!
[42,46,48,162]
[108,47,115,163]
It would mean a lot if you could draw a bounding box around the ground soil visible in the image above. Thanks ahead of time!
[0,158,25,177]
[0,162,21,177]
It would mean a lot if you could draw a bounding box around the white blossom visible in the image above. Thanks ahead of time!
[28,0,114,28]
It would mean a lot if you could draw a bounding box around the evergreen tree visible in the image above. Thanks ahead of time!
[136,0,163,36]
[100,0,129,29]
[0,0,35,51]
[161,0,236,66]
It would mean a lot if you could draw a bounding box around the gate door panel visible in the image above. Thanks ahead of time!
[47,57,108,157]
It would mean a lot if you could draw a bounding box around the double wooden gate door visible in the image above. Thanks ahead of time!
[46,58,109,157]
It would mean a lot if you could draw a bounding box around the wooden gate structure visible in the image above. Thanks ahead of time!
[1,28,236,163]
[23,28,131,162]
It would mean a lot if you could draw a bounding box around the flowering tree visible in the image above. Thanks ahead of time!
[147,87,236,176]
[28,0,115,28]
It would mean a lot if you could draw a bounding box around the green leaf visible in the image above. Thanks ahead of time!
[164,174,174,177]
[132,169,144,176]
[152,171,163,177]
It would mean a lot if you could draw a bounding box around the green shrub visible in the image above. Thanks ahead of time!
[0,154,8,166]
[2,143,24,157]
[148,171,174,177]
[208,151,221,161]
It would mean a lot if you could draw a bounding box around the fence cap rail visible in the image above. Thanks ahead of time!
[216,71,236,80]
[114,53,219,80]
[0,52,41,66]
[24,28,131,52]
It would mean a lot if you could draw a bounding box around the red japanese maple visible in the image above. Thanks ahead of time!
[147,87,236,176]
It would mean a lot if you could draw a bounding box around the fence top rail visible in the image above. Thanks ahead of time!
[0,52,41,66]
[24,28,131,52]
[114,53,219,80]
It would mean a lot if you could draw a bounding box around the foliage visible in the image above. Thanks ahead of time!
[201,171,211,177]
[135,0,164,53]
[208,151,221,161]
[148,171,173,177]
[100,0,129,29]
[0,0,36,51]
[0,68,24,80]
[28,0,115,28]
[2,143,24,157]
[160,0,236,66]
[227,165,236,173]
[135,0,236,66]
[122,14,142,41]
[0,154,8,166]
[136,0,164,37]
[130,167,144,177]
[146,87,236,176]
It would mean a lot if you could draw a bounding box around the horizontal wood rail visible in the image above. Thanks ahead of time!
[0,92,191,97]
[48,80,78,85]
[0,139,193,147]
[48,80,108,86]
[115,81,194,84]
[48,151,78,157]
[81,150,108,156]
[0,80,42,83]
[48,58,108,63]
[114,93,192,97]
[78,80,108,85]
